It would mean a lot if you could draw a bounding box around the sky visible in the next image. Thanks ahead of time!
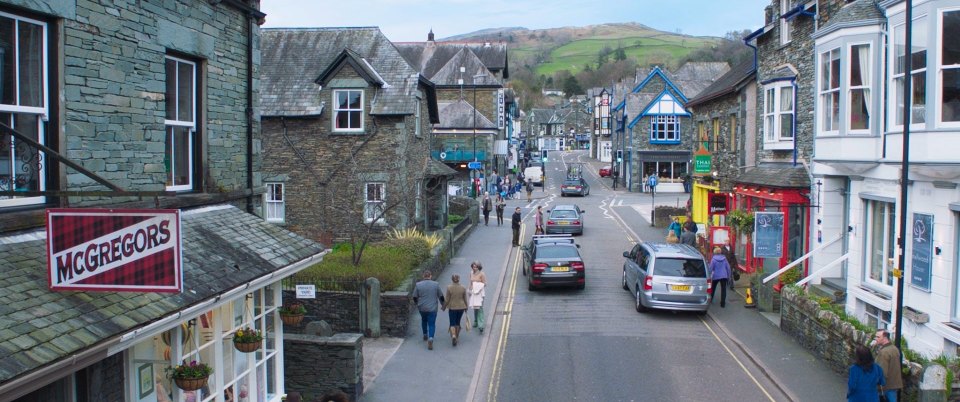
[260,0,773,42]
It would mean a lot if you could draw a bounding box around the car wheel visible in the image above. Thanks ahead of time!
[622,269,629,291]
[528,281,536,291]
[635,286,648,313]
[577,282,585,290]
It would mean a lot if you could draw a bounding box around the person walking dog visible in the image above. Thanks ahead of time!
[442,274,469,346]
[412,270,444,350]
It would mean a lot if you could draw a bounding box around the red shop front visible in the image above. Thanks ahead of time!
[731,184,810,277]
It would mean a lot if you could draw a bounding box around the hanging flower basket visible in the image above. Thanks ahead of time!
[234,340,262,353]
[278,303,307,326]
[174,376,209,392]
[232,326,264,353]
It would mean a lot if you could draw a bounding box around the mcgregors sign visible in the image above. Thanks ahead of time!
[46,209,183,293]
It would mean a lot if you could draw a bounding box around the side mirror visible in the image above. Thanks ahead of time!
[623,251,630,258]
[576,244,581,249]
[520,246,529,251]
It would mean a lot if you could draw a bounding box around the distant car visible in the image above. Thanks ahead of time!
[599,166,612,177]
[521,235,585,290]
[545,204,584,235]
[524,164,544,186]
[560,177,589,197]
[622,242,710,313]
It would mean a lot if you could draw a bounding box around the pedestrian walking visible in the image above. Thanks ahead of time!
[412,270,444,350]
[511,207,522,246]
[847,345,885,402]
[723,245,740,289]
[495,194,506,226]
[469,261,487,334]
[534,205,544,235]
[874,330,903,402]
[526,178,533,202]
[680,225,697,248]
[683,214,698,234]
[489,169,499,195]
[441,274,468,347]
[481,192,492,226]
[708,246,730,308]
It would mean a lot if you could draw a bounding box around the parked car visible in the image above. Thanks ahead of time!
[560,177,589,197]
[622,242,710,313]
[599,166,612,177]
[544,204,584,235]
[521,235,585,290]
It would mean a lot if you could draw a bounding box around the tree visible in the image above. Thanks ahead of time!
[614,47,627,62]
[562,75,582,97]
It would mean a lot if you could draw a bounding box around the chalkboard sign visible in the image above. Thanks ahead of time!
[753,212,784,258]
[910,213,933,291]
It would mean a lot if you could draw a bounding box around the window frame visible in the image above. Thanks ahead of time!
[729,114,738,151]
[364,182,386,223]
[862,199,896,292]
[937,7,960,127]
[848,42,873,134]
[414,96,422,138]
[890,16,929,130]
[0,10,49,208]
[164,55,198,192]
[332,89,364,133]
[819,47,841,134]
[711,117,720,151]
[780,0,793,45]
[648,115,680,144]
[762,81,795,150]
[264,182,285,223]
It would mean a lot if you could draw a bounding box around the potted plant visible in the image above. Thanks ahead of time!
[233,326,263,353]
[727,209,755,235]
[773,267,801,293]
[166,360,213,391]
[278,302,306,325]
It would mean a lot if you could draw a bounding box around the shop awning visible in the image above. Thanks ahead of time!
[636,150,691,163]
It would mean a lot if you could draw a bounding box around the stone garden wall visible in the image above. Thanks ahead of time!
[284,333,363,401]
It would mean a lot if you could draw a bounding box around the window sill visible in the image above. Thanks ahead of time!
[649,140,681,145]
[763,141,794,151]
[331,130,366,135]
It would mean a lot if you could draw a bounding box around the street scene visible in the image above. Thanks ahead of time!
[1,0,959,402]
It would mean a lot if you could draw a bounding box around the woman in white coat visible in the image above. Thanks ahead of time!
[469,261,487,334]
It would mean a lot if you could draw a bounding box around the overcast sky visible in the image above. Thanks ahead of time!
[260,0,772,42]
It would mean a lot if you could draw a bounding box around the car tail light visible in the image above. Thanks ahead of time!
[572,220,580,225]
[547,220,555,224]
[643,276,653,291]
[706,279,712,294]
[571,262,584,272]
[532,263,548,273]
[575,186,582,190]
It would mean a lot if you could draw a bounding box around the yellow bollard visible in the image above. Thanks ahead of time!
[744,287,757,308]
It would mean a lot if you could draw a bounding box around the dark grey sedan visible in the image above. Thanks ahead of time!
[544,204,584,235]
[560,177,590,196]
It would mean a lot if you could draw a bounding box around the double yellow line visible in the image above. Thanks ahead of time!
[486,224,524,401]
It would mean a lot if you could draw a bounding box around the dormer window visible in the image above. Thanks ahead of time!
[333,89,364,132]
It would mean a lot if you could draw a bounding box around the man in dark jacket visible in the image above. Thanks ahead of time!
[680,226,697,248]
[874,330,903,401]
[511,207,522,246]
[413,270,444,350]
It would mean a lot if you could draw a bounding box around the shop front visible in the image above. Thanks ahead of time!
[636,150,689,193]
[2,205,327,402]
[732,184,810,291]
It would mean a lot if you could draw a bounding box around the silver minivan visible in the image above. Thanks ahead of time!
[621,242,710,313]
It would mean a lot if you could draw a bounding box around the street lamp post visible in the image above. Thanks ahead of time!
[894,1,913,379]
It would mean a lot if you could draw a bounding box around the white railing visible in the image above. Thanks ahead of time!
[762,234,843,284]
[795,253,850,287]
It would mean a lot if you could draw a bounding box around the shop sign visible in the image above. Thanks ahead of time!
[693,146,712,175]
[296,284,317,299]
[46,209,182,293]
[497,89,505,129]
[708,193,729,215]
[753,212,784,258]
[910,213,933,291]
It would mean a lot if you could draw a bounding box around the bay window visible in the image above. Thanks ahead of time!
[0,11,48,208]
[940,9,960,123]
[819,48,840,133]
[763,82,794,149]
[893,17,928,127]
[849,43,872,131]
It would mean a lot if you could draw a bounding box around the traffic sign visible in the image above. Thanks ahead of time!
[467,161,482,169]
[439,152,447,160]
[647,175,658,187]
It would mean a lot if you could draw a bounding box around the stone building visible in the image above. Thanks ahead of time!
[685,59,757,244]
[259,27,454,244]
[395,31,510,177]
[0,1,328,401]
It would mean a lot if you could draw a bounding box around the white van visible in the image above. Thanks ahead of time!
[524,164,544,186]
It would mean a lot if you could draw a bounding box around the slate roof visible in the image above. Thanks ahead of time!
[261,27,426,117]
[763,65,798,83]
[815,0,884,38]
[623,92,657,121]
[0,205,325,384]
[686,58,757,108]
[670,62,730,99]
[424,158,458,177]
[428,48,502,86]
[394,41,508,82]
[436,100,497,129]
[737,164,811,188]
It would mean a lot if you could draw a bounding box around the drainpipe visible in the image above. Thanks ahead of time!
[792,78,798,166]
[245,14,255,213]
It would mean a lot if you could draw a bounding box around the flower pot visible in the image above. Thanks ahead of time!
[280,313,304,326]
[233,340,262,353]
[174,376,209,391]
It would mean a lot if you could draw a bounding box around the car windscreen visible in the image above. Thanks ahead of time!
[537,245,580,259]
[653,258,706,278]
[550,210,578,219]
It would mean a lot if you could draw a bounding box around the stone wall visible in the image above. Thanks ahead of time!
[780,286,872,375]
[284,333,363,401]
[689,90,745,191]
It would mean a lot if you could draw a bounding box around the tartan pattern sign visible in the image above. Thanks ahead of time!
[46,209,183,293]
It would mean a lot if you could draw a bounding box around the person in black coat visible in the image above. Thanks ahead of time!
[511,207,522,246]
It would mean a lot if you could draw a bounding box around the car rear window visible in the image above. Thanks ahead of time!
[537,245,580,259]
[653,258,706,278]
[563,180,580,186]
[550,210,578,219]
